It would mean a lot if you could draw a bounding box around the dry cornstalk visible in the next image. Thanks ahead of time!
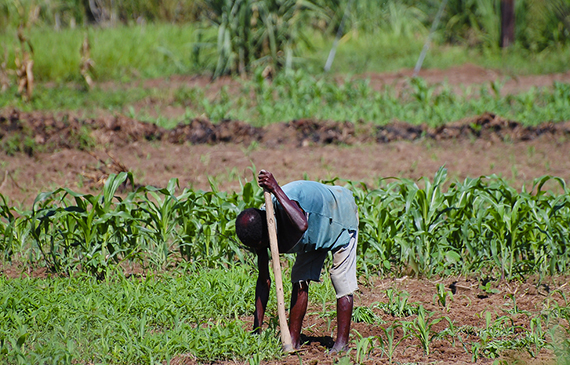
[0,48,12,93]
[15,25,34,101]
[80,34,95,88]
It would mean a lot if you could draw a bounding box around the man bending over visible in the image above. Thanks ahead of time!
[235,170,359,352]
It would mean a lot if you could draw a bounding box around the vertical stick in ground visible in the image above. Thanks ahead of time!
[264,190,294,353]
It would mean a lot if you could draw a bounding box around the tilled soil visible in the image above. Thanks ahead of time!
[2,108,570,150]
[1,108,570,208]
[170,275,569,365]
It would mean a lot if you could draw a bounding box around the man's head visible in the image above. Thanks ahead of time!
[235,208,269,250]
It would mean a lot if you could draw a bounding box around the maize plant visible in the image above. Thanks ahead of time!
[350,167,570,279]
[1,168,570,278]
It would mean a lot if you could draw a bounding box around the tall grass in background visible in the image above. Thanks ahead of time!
[440,0,570,50]
[0,22,206,82]
[316,0,428,37]
[200,0,326,77]
[4,0,568,50]
[2,22,568,85]
[0,0,203,29]
[1,0,569,81]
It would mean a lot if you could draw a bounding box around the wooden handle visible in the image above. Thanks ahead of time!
[264,190,294,353]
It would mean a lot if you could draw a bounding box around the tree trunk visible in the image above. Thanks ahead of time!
[500,0,515,48]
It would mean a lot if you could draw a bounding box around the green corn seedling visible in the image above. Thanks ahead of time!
[434,282,453,310]
[406,305,443,355]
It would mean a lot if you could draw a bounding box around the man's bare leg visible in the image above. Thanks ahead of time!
[331,294,353,353]
[289,281,309,349]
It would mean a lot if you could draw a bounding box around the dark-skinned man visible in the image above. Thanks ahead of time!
[235,170,359,352]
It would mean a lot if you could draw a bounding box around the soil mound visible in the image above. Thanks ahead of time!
[1,109,569,155]
[166,117,261,144]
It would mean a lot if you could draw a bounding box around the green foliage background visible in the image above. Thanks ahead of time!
[1,0,569,79]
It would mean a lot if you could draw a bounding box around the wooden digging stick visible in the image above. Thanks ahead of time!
[264,190,294,353]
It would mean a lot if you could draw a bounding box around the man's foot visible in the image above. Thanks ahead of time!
[329,342,348,354]
[283,343,297,353]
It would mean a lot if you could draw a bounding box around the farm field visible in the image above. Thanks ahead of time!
[2,1,570,361]
[2,65,570,365]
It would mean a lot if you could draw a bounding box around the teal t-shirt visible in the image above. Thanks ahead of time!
[273,181,358,253]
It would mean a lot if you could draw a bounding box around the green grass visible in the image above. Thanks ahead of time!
[312,33,570,76]
[0,83,155,113]
[0,23,209,83]
[1,22,569,84]
[0,264,282,364]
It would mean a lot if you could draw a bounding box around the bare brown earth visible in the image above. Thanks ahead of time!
[1,109,570,208]
[273,276,567,365]
[170,275,570,365]
[1,65,570,364]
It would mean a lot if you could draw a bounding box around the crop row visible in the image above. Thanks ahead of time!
[1,167,569,279]
[3,73,570,129]
[353,167,570,279]
[214,71,570,126]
